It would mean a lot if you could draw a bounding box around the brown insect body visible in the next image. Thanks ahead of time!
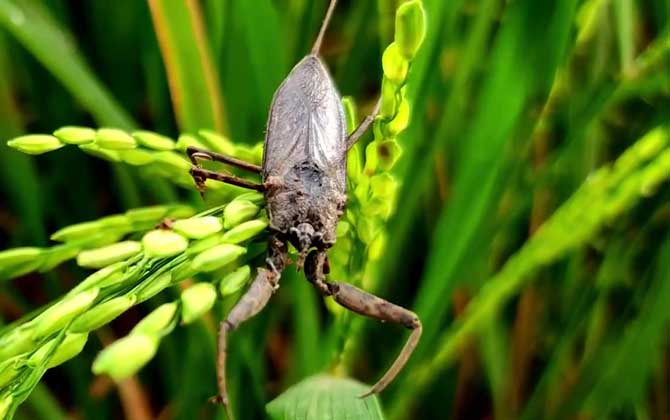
[187,2,421,418]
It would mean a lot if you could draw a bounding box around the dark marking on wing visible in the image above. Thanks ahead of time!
[263,55,347,180]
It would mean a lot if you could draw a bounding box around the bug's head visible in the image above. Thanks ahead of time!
[290,223,323,271]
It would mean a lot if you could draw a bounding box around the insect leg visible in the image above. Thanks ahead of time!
[304,251,422,397]
[190,167,265,193]
[346,98,381,150]
[187,146,262,173]
[212,237,288,418]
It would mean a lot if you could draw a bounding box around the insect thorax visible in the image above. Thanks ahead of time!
[265,162,345,249]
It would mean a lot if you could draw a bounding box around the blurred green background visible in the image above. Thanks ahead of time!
[0,0,669,419]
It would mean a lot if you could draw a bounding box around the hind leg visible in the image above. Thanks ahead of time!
[304,250,422,396]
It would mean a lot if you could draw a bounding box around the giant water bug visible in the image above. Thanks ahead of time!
[188,1,421,416]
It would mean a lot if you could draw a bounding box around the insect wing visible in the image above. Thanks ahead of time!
[263,56,347,179]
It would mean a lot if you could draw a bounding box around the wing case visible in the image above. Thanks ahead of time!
[263,55,347,188]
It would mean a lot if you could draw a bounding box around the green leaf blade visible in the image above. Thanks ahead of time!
[147,0,226,133]
[266,375,385,420]
[0,0,135,129]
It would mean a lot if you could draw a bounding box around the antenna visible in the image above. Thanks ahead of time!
[311,0,338,55]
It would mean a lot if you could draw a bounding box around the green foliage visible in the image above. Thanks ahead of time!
[390,127,670,417]
[0,0,668,419]
[0,0,134,128]
[0,195,276,416]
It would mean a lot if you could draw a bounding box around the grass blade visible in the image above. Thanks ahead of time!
[554,239,670,419]
[219,0,288,140]
[0,0,134,129]
[148,0,227,133]
[0,0,148,209]
[0,33,45,245]
[406,0,580,367]
[390,127,670,417]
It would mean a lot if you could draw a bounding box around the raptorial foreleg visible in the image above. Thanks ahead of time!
[189,166,265,194]
[212,237,288,419]
[187,146,264,195]
[187,146,262,173]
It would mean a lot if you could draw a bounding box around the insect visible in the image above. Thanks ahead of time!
[187,0,421,416]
